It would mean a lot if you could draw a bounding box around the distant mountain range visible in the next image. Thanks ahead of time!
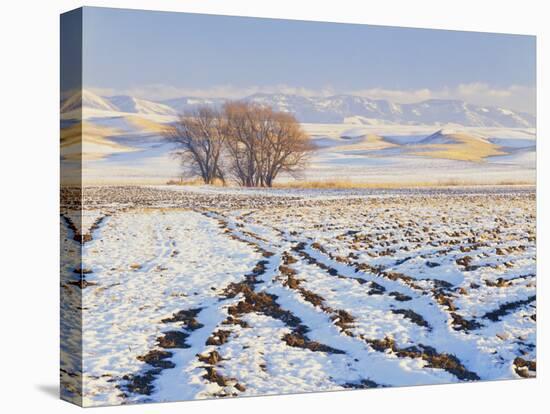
[63,90,535,128]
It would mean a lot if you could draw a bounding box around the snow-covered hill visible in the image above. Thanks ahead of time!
[418,129,491,145]
[62,90,176,117]
[61,90,119,114]
[160,93,535,128]
[241,94,535,128]
[161,97,226,114]
[106,96,176,116]
[68,90,535,128]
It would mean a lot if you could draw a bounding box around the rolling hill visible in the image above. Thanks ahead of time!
[409,129,506,162]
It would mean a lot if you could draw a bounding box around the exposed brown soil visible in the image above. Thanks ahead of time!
[282,252,298,265]
[449,312,483,331]
[391,309,431,329]
[161,308,204,331]
[365,337,479,381]
[495,247,507,255]
[482,296,536,322]
[221,246,346,355]
[368,282,386,295]
[61,214,109,245]
[293,242,368,285]
[342,379,381,389]
[221,315,250,328]
[311,242,327,254]
[381,271,421,289]
[276,250,357,335]
[455,256,479,271]
[73,267,93,274]
[203,367,246,393]
[299,289,326,307]
[121,306,207,396]
[197,350,223,365]
[197,338,246,394]
[137,350,175,369]
[513,357,536,378]
[68,279,97,289]
[331,309,355,331]
[226,286,303,330]
[389,291,412,301]
[434,292,457,311]
[485,278,512,288]
[282,333,345,354]
[157,331,191,349]
[428,280,485,332]
[206,330,232,346]
[283,272,301,289]
[121,370,160,396]
[279,264,297,277]
[61,214,81,243]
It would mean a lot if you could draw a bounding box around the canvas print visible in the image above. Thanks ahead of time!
[60,7,536,407]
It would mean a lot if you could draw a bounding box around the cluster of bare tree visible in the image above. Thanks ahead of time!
[164,102,314,187]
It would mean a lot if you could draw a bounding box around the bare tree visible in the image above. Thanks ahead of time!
[165,102,313,187]
[260,110,313,187]
[224,102,313,187]
[164,107,226,185]
[223,102,259,187]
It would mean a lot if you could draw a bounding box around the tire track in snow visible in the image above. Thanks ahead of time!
[201,212,394,390]
[289,239,527,380]
[206,212,349,354]
[303,240,478,332]
[116,214,262,401]
[80,210,262,405]
[283,242,480,382]
[61,213,110,245]
[211,213,476,387]
[61,212,111,289]
[120,210,345,401]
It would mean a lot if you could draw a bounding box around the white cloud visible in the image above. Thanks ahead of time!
[89,84,337,101]
[351,87,433,103]
[87,82,535,114]
[351,83,535,114]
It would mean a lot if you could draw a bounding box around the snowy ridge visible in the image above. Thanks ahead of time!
[419,129,492,145]
[241,95,535,128]
[67,90,535,128]
[61,90,119,113]
[107,96,176,116]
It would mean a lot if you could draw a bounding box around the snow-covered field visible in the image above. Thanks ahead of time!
[60,186,536,406]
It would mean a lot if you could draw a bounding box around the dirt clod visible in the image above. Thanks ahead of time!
[206,330,232,346]
[137,350,175,369]
[161,308,204,331]
[157,331,190,348]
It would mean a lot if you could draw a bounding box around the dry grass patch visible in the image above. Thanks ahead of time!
[410,132,506,162]
[61,121,137,161]
[125,115,169,134]
[273,179,533,189]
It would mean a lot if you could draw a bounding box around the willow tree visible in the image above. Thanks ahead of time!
[164,107,226,185]
[223,102,313,187]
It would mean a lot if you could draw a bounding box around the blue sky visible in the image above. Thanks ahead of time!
[81,7,536,113]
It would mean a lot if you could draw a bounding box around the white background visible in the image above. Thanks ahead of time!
[0,0,547,412]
